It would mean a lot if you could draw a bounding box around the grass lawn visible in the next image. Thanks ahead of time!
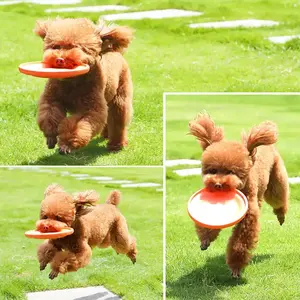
[166,95,300,299]
[2,0,300,164]
[0,167,163,300]
[166,94,300,176]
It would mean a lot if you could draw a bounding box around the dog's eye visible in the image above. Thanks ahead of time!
[42,215,48,219]
[227,170,235,175]
[52,45,61,50]
[207,169,217,174]
[55,216,62,221]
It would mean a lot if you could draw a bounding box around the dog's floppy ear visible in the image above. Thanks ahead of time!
[98,19,134,53]
[242,121,278,157]
[34,20,51,39]
[189,112,224,150]
[44,184,64,197]
[73,190,99,207]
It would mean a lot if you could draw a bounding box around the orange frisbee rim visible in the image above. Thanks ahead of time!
[18,61,90,79]
[187,188,248,229]
[25,228,74,239]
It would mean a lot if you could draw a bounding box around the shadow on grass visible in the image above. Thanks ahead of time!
[25,138,112,166]
[167,254,273,300]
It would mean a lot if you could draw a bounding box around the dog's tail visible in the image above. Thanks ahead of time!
[106,190,121,206]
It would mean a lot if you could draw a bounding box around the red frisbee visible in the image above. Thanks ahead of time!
[25,228,74,239]
[187,188,248,229]
[18,62,90,79]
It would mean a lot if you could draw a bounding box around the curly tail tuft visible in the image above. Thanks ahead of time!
[106,190,121,206]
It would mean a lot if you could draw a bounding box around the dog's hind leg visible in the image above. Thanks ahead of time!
[110,215,137,263]
[107,67,133,151]
[49,241,92,279]
[264,155,289,225]
[226,198,260,278]
[195,226,221,250]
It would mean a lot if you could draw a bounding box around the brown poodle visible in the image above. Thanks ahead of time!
[34,18,134,154]
[36,184,137,279]
[189,113,289,278]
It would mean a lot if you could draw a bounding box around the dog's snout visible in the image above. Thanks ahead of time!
[56,58,65,67]
[214,183,222,190]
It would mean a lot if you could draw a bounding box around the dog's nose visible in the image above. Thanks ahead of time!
[214,183,222,190]
[43,225,49,231]
[56,58,65,67]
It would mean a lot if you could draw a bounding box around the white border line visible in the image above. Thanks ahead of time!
[163,92,166,300]
[164,92,300,96]
[0,165,162,168]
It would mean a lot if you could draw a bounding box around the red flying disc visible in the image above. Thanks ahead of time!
[25,228,74,239]
[18,62,90,79]
[187,188,248,229]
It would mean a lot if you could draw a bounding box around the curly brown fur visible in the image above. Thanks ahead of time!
[36,184,137,279]
[189,113,289,278]
[34,18,134,154]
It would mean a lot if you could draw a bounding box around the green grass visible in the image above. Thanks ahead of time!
[3,0,300,164]
[166,95,300,299]
[0,167,163,300]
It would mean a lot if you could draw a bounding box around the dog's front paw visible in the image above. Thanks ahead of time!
[58,145,72,155]
[107,141,128,152]
[231,269,241,278]
[277,214,285,226]
[46,136,57,149]
[40,263,47,271]
[200,240,210,251]
[49,270,59,280]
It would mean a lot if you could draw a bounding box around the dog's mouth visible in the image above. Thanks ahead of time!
[43,58,81,69]
[205,182,234,192]
[36,219,69,233]
[203,174,243,192]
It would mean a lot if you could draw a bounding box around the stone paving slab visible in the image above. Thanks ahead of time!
[267,35,300,44]
[288,177,300,184]
[27,286,120,300]
[173,168,202,176]
[165,159,201,167]
[103,9,203,21]
[189,19,279,29]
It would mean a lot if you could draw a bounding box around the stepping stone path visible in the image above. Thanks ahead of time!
[45,5,129,14]
[27,286,120,300]
[189,19,279,29]
[267,35,300,44]
[102,9,202,21]
[0,0,81,5]
[7,167,162,191]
